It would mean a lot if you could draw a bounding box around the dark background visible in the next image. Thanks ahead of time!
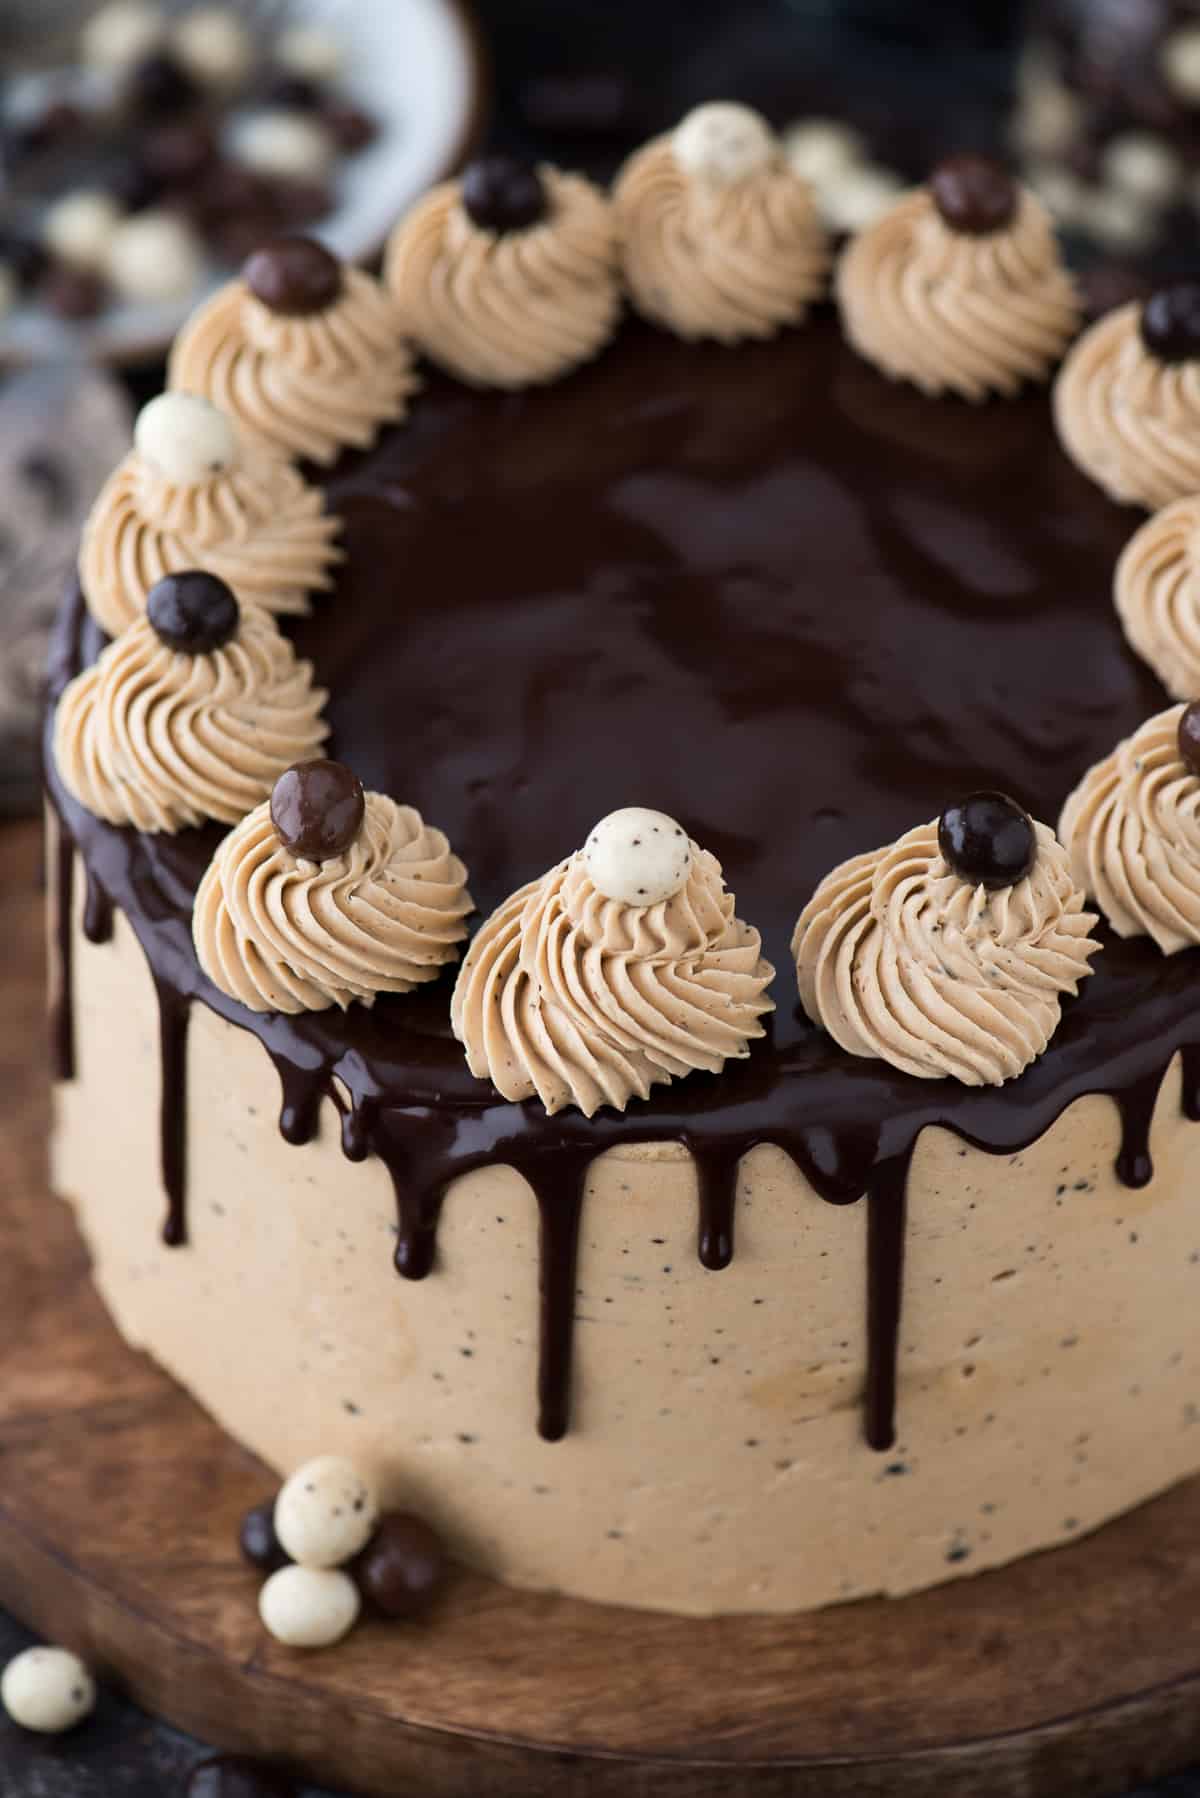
[5,1,1199,1793]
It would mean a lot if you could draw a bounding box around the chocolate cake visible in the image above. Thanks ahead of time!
[44,109,1200,1616]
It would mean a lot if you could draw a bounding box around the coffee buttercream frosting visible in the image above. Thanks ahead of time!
[194,791,473,1013]
[838,179,1079,402]
[53,602,328,833]
[793,820,1100,1084]
[1054,304,1200,509]
[168,267,416,466]
[613,104,829,344]
[80,394,340,638]
[1116,495,1200,699]
[383,168,620,389]
[1059,704,1200,954]
[451,823,775,1117]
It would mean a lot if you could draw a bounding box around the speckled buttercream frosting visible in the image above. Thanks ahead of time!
[1055,288,1200,509]
[169,239,417,466]
[838,155,1079,400]
[80,392,340,636]
[614,103,829,344]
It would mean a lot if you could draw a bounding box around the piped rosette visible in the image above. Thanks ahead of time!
[451,806,775,1117]
[1115,494,1200,698]
[1059,703,1200,954]
[80,391,341,638]
[1054,284,1200,509]
[53,571,329,832]
[613,102,830,344]
[793,793,1101,1085]
[837,154,1080,401]
[168,236,417,466]
[384,154,621,388]
[194,760,474,1014]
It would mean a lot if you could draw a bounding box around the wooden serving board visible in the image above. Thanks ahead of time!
[6,814,1200,1798]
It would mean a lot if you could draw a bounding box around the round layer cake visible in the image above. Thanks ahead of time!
[45,141,1200,1616]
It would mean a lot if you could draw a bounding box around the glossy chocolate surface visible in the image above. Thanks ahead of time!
[48,307,1200,1452]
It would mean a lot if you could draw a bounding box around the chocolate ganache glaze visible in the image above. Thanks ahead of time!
[47,307,1193,1453]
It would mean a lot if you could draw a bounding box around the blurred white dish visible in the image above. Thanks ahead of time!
[0,0,483,366]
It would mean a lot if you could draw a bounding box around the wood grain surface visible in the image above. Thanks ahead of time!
[6,814,1200,1798]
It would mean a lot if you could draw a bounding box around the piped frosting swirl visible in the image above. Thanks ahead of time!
[80,416,340,638]
[52,601,328,832]
[1059,704,1200,953]
[613,105,830,344]
[168,267,417,466]
[383,167,621,389]
[837,180,1080,401]
[451,832,775,1117]
[1054,302,1200,509]
[1115,494,1200,698]
[194,790,473,1013]
[792,819,1100,1084]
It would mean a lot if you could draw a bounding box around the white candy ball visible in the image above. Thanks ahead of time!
[782,119,865,187]
[1,1647,96,1734]
[275,23,345,82]
[135,391,237,485]
[1027,162,1089,227]
[673,103,774,185]
[1011,73,1082,158]
[1100,133,1182,205]
[817,164,904,233]
[1163,26,1200,104]
[583,808,692,908]
[43,190,122,271]
[82,0,164,73]
[107,210,203,303]
[1082,186,1156,253]
[274,1455,378,1569]
[173,7,253,88]
[234,111,335,183]
[259,1565,360,1649]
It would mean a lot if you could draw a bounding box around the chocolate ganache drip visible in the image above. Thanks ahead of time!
[46,303,1200,1454]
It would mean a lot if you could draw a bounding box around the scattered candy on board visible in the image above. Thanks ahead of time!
[240,1455,450,1649]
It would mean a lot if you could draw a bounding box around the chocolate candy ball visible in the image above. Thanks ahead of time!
[238,1498,290,1573]
[461,156,547,233]
[270,760,365,861]
[937,792,1036,890]
[354,1512,447,1619]
[1140,282,1200,364]
[127,49,200,118]
[43,266,106,320]
[146,570,239,654]
[244,235,342,315]
[322,103,377,154]
[930,154,1017,236]
[187,1755,297,1797]
[1178,701,1200,776]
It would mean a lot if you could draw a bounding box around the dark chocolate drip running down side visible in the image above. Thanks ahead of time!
[45,309,1200,1453]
